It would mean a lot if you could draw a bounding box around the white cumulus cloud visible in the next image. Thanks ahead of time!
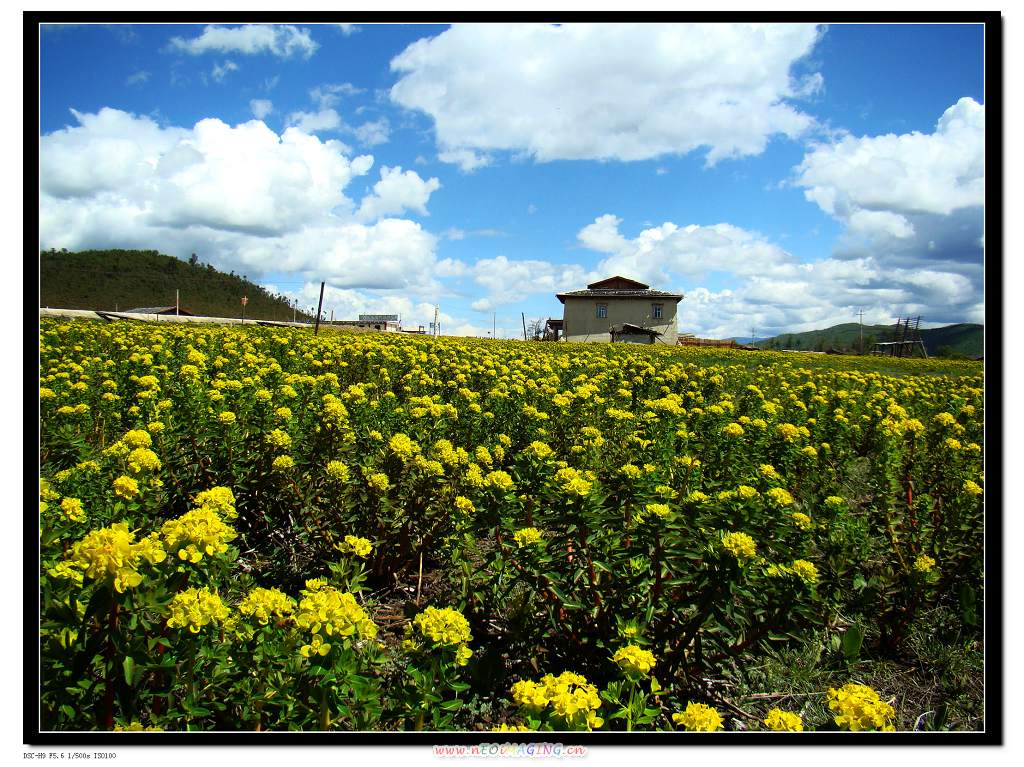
[353,118,390,147]
[356,166,440,222]
[470,256,596,311]
[169,24,318,59]
[390,23,823,169]
[579,214,797,285]
[249,99,273,119]
[210,60,238,82]
[286,108,342,134]
[794,97,985,221]
[310,82,363,109]
[39,107,453,293]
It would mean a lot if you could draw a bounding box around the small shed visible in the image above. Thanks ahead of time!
[609,322,661,344]
[543,318,564,341]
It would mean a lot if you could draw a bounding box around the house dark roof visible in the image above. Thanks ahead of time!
[587,275,650,290]
[556,287,683,304]
[557,275,682,304]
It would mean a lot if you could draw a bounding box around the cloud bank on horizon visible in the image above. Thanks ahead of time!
[38,22,987,338]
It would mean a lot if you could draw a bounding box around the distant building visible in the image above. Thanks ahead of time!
[333,318,401,332]
[543,318,564,341]
[123,306,195,316]
[555,276,682,344]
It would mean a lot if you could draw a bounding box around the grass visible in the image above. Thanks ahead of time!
[715,603,984,731]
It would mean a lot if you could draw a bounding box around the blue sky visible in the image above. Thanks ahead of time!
[37,22,986,338]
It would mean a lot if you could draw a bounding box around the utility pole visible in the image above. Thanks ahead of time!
[857,308,865,354]
[522,312,527,341]
[433,305,439,337]
[293,300,297,324]
[330,309,334,325]
[241,295,247,324]
[493,312,496,340]
[314,282,325,335]
[175,289,179,317]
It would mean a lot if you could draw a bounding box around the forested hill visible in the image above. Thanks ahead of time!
[753,321,984,358]
[39,249,312,322]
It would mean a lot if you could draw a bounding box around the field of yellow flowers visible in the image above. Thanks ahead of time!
[38,318,985,732]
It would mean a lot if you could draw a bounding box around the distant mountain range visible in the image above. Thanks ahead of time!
[734,322,984,358]
[40,249,313,322]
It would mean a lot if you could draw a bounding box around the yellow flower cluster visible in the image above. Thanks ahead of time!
[766,487,794,507]
[193,486,237,519]
[722,532,757,561]
[237,587,295,625]
[60,497,86,523]
[412,605,473,647]
[336,534,373,558]
[367,472,390,492]
[620,463,642,479]
[454,496,475,515]
[672,702,723,731]
[763,708,803,731]
[766,559,819,585]
[160,507,236,563]
[57,522,166,592]
[122,429,152,449]
[790,512,813,530]
[166,587,230,633]
[776,423,801,441]
[553,466,592,497]
[126,448,161,474]
[326,460,350,482]
[112,475,140,500]
[612,645,656,676]
[525,441,554,460]
[434,439,469,468]
[389,432,420,461]
[272,455,295,472]
[790,559,819,583]
[294,582,377,640]
[640,503,671,521]
[512,527,545,548]
[721,422,744,438]
[913,554,936,573]
[485,470,515,491]
[265,429,292,450]
[511,672,603,730]
[826,683,896,731]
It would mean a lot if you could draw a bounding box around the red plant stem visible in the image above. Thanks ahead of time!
[102,600,120,730]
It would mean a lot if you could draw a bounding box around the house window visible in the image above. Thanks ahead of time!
[596,303,608,319]
[651,303,663,319]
